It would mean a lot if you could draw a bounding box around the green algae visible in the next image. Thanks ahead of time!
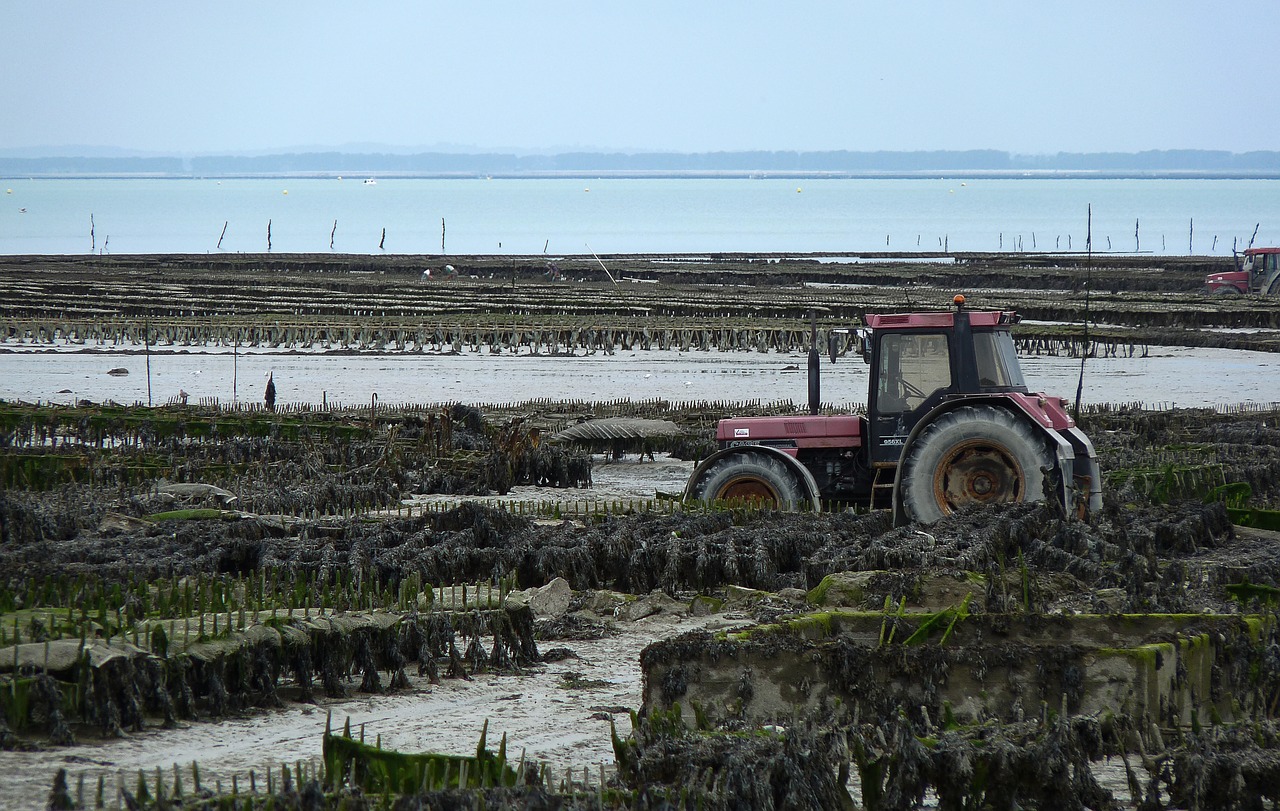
[145,509,234,522]
[322,717,519,794]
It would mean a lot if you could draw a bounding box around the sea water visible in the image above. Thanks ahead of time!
[1,176,1278,256]
[3,344,1279,410]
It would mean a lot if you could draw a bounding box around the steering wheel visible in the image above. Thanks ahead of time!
[899,379,926,399]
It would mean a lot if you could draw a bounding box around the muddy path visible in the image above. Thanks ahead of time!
[1,605,741,806]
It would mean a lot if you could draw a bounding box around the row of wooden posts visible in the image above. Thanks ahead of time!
[4,318,1139,358]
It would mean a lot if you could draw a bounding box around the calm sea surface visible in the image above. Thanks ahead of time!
[3,345,1279,410]
[1,177,1278,256]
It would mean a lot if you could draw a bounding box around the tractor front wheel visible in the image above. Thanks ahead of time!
[689,452,809,510]
[900,406,1055,524]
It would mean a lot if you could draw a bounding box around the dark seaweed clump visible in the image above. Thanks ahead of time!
[0,495,1262,617]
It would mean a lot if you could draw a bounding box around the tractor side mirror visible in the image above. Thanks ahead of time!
[856,329,871,364]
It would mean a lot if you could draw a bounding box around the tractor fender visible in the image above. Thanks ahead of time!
[1061,425,1103,516]
[683,445,823,511]
[890,396,1076,526]
[1265,269,1280,296]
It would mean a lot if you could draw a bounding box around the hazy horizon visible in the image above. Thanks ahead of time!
[3,145,1280,162]
[4,3,1277,157]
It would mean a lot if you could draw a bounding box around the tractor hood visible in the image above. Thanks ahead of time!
[1206,271,1246,284]
[717,414,863,450]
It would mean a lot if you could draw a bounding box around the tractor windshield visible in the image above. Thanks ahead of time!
[974,330,1026,389]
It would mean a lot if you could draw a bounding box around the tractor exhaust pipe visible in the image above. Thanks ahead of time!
[808,311,820,415]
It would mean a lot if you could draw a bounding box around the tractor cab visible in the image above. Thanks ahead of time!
[1243,248,1280,278]
[1243,248,1280,293]
[863,306,1026,465]
[1205,248,1280,295]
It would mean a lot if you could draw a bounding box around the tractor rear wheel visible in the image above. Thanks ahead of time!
[690,452,809,510]
[900,405,1055,524]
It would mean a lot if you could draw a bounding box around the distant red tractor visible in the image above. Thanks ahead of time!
[683,298,1102,525]
[1204,247,1280,295]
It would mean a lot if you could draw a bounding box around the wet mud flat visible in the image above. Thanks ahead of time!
[4,397,1280,808]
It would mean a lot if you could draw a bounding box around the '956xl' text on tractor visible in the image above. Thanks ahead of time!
[683,299,1102,525]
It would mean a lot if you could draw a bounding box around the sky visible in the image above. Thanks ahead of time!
[3,2,1278,157]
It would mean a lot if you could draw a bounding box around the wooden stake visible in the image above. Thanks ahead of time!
[144,312,152,407]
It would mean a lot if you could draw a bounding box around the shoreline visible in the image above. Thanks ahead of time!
[7,170,1280,181]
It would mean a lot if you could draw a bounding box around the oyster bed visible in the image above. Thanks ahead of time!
[5,252,1280,809]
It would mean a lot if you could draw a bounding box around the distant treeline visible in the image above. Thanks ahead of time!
[4,149,1280,177]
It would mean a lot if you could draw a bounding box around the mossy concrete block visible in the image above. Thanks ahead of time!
[724,585,769,605]
[689,595,724,617]
[807,572,875,608]
[990,570,1092,610]
[640,612,1257,743]
[915,573,987,612]
[806,571,987,612]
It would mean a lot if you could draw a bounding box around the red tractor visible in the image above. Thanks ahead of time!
[1204,247,1280,295]
[683,297,1102,525]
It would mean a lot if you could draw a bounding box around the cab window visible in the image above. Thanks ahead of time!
[878,333,951,413]
[974,331,1026,389]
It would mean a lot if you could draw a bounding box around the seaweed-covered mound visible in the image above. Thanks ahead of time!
[7,401,1280,810]
[0,401,593,518]
[0,496,1261,616]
